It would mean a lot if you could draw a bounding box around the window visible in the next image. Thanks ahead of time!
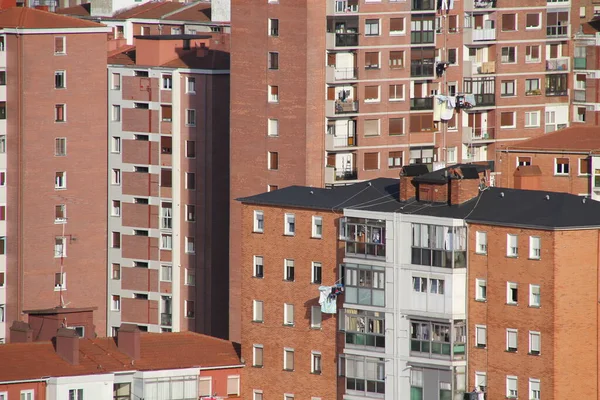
[555,158,569,175]
[55,104,66,122]
[134,102,148,109]
[311,306,322,328]
[185,237,195,254]
[413,277,427,293]
[529,379,540,400]
[268,52,279,69]
[134,229,148,237]
[411,15,434,44]
[547,11,569,36]
[284,303,294,325]
[134,198,148,204]
[253,391,263,400]
[160,264,172,282]
[161,105,172,122]
[185,140,196,158]
[54,138,67,157]
[269,18,279,36]
[185,109,196,126]
[254,210,264,233]
[135,134,149,141]
[389,51,404,69]
[525,45,540,62]
[507,282,518,304]
[364,152,379,170]
[390,17,405,34]
[389,85,404,102]
[447,48,457,65]
[111,295,121,311]
[185,268,195,286]
[284,213,295,235]
[312,262,322,284]
[506,329,518,352]
[411,47,435,77]
[529,284,540,307]
[0,272,4,287]
[268,85,279,102]
[55,71,66,89]
[501,13,517,31]
[501,46,516,63]
[268,119,279,136]
[253,345,263,367]
[580,158,590,175]
[55,204,66,222]
[112,232,121,248]
[388,151,403,168]
[529,331,541,355]
[528,236,541,259]
[475,231,487,254]
[135,166,149,173]
[68,389,83,400]
[112,169,121,185]
[311,352,322,374]
[501,80,515,96]
[268,185,278,192]
[198,378,212,398]
[162,74,172,89]
[55,172,66,189]
[312,216,323,238]
[364,119,380,137]
[516,157,532,167]
[411,224,467,267]
[410,369,423,400]
[54,272,66,291]
[284,259,295,281]
[525,78,540,95]
[506,376,518,398]
[526,13,540,28]
[0,135,5,154]
[185,300,195,318]
[55,36,66,54]
[186,77,196,93]
[268,151,279,170]
[185,172,196,190]
[253,300,264,322]
[410,320,460,356]
[110,104,121,122]
[344,263,385,306]
[364,85,380,102]
[182,204,195,223]
[476,279,487,301]
[254,256,264,278]
[160,202,172,229]
[283,348,294,371]
[111,72,121,90]
[0,305,3,323]
[365,19,380,36]
[161,234,172,250]
[364,51,380,70]
[546,74,568,95]
[475,325,487,347]
[506,234,518,258]
[430,278,445,294]
[576,106,586,123]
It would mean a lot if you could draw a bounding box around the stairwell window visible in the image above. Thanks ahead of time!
[268,152,279,170]
[0,135,5,153]
[54,272,66,291]
[311,352,322,374]
[54,236,67,258]
[185,268,195,286]
[268,85,279,102]
[161,234,172,250]
[185,205,196,222]
[268,52,279,69]
[111,73,121,90]
[185,172,196,190]
[68,389,83,400]
[185,300,195,318]
[112,232,121,249]
[185,109,196,126]
[284,213,295,235]
[55,104,66,122]
[555,157,569,175]
[311,306,321,329]
[55,204,66,223]
[268,18,279,36]
[506,234,518,257]
[185,237,195,254]
[476,279,487,301]
[55,138,66,157]
[55,71,66,89]
[55,172,66,189]
[54,36,66,55]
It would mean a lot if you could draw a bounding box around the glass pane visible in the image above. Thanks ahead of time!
[372,290,385,306]
[346,287,358,303]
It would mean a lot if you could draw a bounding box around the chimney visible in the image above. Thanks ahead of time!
[399,175,417,201]
[55,327,79,365]
[117,324,141,360]
[9,321,33,343]
[449,177,481,205]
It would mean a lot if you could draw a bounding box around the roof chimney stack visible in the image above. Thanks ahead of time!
[9,321,33,343]
[117,324,141,360]
[55,327,79,365]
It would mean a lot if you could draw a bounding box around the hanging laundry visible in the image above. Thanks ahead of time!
[447,96,456,108]
[464,93,477,107]
[433,95,445,122]
[441,99,454,121]
[318,284,344,314]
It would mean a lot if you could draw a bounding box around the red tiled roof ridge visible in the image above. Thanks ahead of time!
[108,44,135,58]
[0,6,105,29]
[501,126,600,152]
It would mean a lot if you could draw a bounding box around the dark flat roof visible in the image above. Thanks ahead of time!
[134,34,211,40]
[238,178,600,230]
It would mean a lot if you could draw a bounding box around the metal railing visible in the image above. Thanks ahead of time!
[335,33,359,47]
[410,97,434,110]
[161,313,172,326]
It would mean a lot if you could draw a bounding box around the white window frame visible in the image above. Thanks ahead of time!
[184,300,195,319]
[198,377,212,398]
[311,261,322,284]
[529,379,540,400]
[311,351,322,374]
[254,210,264,233]
[161,74,172,90]
[506,328,518,352]
[525,45,541,63]
[365,18,380,36]
[254,255,264,278]
[364,85,381,103]
[160,264,172,282]
[447,147,457,163]
[68,389,83,400]
[476,279,487,301]
[253,391,263,400]
[389,83,405,101]
[268,85,279,103]
[268,118,279,137]
[507,281,518,304]
[284,213,295,236]
[525,111,540,128]
[507,234,518,257]
[500,111,516,128]
[253,344,264,367]
[253,300,264,322]
[283,303,294,326]
[501,46,516,64]
[185,268,195,286]
[185,109,196,127]
[529,236,541,259]
[555,157,569,175]
[475,325,486,348]
[55,70,66,89]
[185,204,195,222]
[501,80,516,97]
[112,105,121,122]
[54,272,66,291]
[54,236,67,258]
[312,216,323,238]
[54,36,66,55]
[475,372,487,392]
[112,169,121,186]
[185,236,195,254]
[506,376,518,398]
[0,135,5,153]
[55,171,67,189]
[160,234,172,250]
[311,306,321,329]
[186,77,196,94]
[529,284,540,307]
[55,104,67,122]
[111,137,121,153]
[55,204,67,223]
[283,348,295,371]
[389,17,406,35]
[111,72,121,90]
[111,295,121,311]
[226,376,240,396]
[529,330,541,355]
[476,231,487,254]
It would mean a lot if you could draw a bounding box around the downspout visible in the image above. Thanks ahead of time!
[203,74,209,335]
[17,29,25,320]
[146,79,152,325]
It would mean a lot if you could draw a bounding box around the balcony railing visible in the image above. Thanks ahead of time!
[335,33,359,47]
[326,133,357,149]
[335,100,359,114]
[474,0,496,8]
[161,313,172,326]
[545,88,568,96]
[547,25,569,38]
[412,0,435,10]
[336,168,358,181]
[574,89,587,102]
[335,67,358,80]
[471,27,496,41]
[346,333,385,348]
[472,93,495,107]
[411,63,435,78]
[410,97,434,110]
[574,57,587,69]
[546,58,569,71]
[471,127,495,140]
[334,0,359,13]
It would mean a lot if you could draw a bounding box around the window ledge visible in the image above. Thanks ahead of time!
[528,257,541,260]
[506,302,518,306]
[311,372,322,375]
[252,276,264,279]
[528,352,541,356]
[554,174,570,177]
[475,251,488,255]
[283,324,295,327]
[529,304,541,308]
[251,320,264,324]
[475,299,487,303]
[505,349,518,353]
[283,369,294,372]
[252,231,264,234]
[311,236,322,240]
[283,233,295,237]
[283,279,295,283]
[475,345,487,349]
[506,255,518,258]
[310,327,322,330]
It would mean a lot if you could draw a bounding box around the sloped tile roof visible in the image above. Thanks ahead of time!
[0,7,104,29]
[501,126,600,152]
[113,1,185,19]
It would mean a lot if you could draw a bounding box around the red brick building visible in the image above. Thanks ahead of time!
[0,8,111,342]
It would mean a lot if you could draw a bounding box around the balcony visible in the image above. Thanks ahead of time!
[464,61,495,77]
[546,58,569,72]
[410,97,434,110]
[336,100,359,114]
[412,0,435,11]
[464,27,496,43]
[472,93,495,107]
[547,25,569,38]
[411,63,434,78]
[335,33,359,47]
[574,89,587,102]
[545,88,568,96]
[462,126,495,143]
[330,0,359,14]
[161,313,172,326]
[326,66,358,82]
[342,217,386,259]
[326,134,357,150]
[464,0,496,10]
[325,166,358,184]
[574,57,587,69]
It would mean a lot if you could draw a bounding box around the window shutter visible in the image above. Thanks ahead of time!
[198,379,211,397]
[547,12,558,25]
[501,112,514,126]
[161,105,172,120]
[508,331,517,348]
[410,114,422,132]
[365,52,379,67]
[365,85,379,100]
[580,158,590,174]
[389,118,404,135]
[270,86,278,96]
[526,13,538,27]
[448,15,457,30]
[327,86,335,101]
[270,152,279,169]
[390,17,404,31]
[448,112,456,128]
[550,44,558,59]
[255,347,263,366]
[577,74,587,82]
[327,53,336,66]
[160,169,172,188]
[522,156,532,164]
[531,333,540,351]
[531,45,540,59]
[364,119,379,136]
[502,14,515,31]
[364,152,379,170]
[421,114,434,131]
[557,157,569,164]
[558,11,569,22]
[561,42,569,56]
[389,51,404,68]
[226,376,239,395]
[326,153,336,167]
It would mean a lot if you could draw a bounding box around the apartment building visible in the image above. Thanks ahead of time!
[107,33,230,339]
[229,0,587,341]
[0,8,111,343]
[239,163,600,399]
[0,322,243,400]
[496,125,600,198]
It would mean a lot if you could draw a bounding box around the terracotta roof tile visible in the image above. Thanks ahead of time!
[113,1,185,20]
[163,2,211,22]
[108,46,136,65]
[56,3,92,17]
[161,49,229,69]
[0,332,241,382]
[0,7,104,29]
[502,126,600,153]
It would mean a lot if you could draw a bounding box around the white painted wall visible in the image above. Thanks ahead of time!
[48,374,115,400]
[211,0,230,22]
